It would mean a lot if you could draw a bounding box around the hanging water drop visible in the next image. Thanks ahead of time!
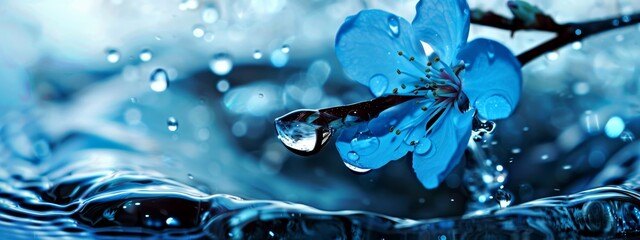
[495,189,512,208]
[369,74,388,97]
[106,49,120,63]
[274,110,332,155]
[139,49,152,62]
[387,16,400,36]
[209,53,233,75]
[343,161,371,173]
[167,117,179,132]
[149,68,169,92]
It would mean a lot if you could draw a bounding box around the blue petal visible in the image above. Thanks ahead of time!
[412,108,473,189]
[336,100,430,169]
[412,0,470,64]
[335,10,427,97]
[457,38,522,120]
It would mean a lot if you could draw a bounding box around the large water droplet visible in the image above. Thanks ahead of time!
[350,133,380,156]
[274,110,331,155]
[476,95,511,120]
[495,189,512,208]
[582,201,615,234]
[387,16,400,36]
[209,53,233,76]
[167,117,179,132]
[106,49,120,63]
[369,74,388,97]
[149,68,169,92]
[139,49,152,62]
[343,161,371,173]
[414,138,432,155]
[202,7,219,23]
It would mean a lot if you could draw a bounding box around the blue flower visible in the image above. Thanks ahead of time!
[334,0,522,189]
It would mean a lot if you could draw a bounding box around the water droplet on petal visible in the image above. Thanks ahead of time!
[106,49,120,63]
[209,53,233,75]
[343,160,371,173]
[487,43,495,59]
[369,74,388,97]
[476,95,511,120]
[350,133,380,155]
[149,68,169,92]
[387,15,400,37]
[167,117,179,131]
[139,49,152,62]
[253,50,263,59]
[414,138,432,155]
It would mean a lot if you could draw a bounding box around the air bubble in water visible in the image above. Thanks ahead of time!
[495,189,512,208]
[149,68,169,92]
[167,117,179,132]
[343,161,371,173]
[106,49,120,63]
[209,53,233,75]
[139,49,152,62]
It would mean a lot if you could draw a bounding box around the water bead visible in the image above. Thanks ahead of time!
[387,15,399,37]
[167,117,179,132]
[106,49,120,63]
[139,49,152,62]
[149,68,169,92]
[209,53,234,75]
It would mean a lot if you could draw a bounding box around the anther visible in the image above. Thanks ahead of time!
[421,106,427,111]
[397,51,403,56]
[396,69,401,75]
[389,126,395,132]
[392,88,398,94]
[395,129,401,135]
[410,140,415,145]
[439,68,444,72]
[427,61,432,66]
[401,84,406,89]
[434,56,440,62]
[425,68,431,73]
[409,56,415,61]
[414,84,419,88]
[413,90,419,95]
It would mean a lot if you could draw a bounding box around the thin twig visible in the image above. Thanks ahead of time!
[471,9,640,65]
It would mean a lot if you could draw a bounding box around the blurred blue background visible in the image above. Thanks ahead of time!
[1,0,640,222]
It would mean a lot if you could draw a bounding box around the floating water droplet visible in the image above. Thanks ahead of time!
[604,116,625,138]
[165,217,180,226]
[414,138,432,155]
[270,49,289,68]
[106,49,120,63]
[496,165,504,172]
[511,148,521,154]
[149,68,169,92]
[343,162,371,173]
[139,49,152,62]
[209,53,233,75]
[438,235,447,240]
[253,50,263,59]
[572,41,583,50]
[562,165,572,170]
[546,51,559,61]
[369,74,388,97]
[573,81,589,95]
[574,29,582,36]
[622,15,631,23]
[202,7,219,23]
[387,16,400,36]
[216,79,230,92]
[281,44,290,53]
[495,189,512,208]
[192,25,205,38]
[203,32,215,42]
[258,93,264,98]
[167,117,179,132]
[350,133,380,155]
[541,154,549,160]
[274,110,331,155]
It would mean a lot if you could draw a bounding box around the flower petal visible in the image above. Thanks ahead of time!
[457,38,522,120]
[335,10,427,97]
[412,108,473,189]
[412,0,470,63]
[336,99,429,169]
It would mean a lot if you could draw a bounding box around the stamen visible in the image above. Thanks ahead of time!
[409,56,415,61]
[397,51,403,56]
[421,106,427,111]
[396,69,401,75]
[395,129,401,135]
[392,88,398,94]
[410,140,416,145]
[389,126,395,132]
[401,84,406,89]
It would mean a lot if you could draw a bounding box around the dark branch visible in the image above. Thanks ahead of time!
[471,9,640,65]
